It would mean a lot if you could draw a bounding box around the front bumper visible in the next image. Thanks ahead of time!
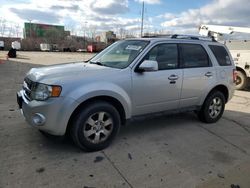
[17,90,79,136]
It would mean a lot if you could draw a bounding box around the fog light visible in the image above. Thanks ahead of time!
[32,113,46,126]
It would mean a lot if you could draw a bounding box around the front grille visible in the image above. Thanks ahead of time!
[23,77,35,101]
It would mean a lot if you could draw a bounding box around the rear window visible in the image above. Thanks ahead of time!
[209,45,232,66]
[180,44,210,68]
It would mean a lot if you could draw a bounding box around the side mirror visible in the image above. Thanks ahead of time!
[137,60,158,72]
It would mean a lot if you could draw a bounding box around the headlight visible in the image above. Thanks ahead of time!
[31,83,62,101]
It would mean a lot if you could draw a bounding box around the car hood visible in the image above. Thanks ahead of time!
[26,62,121,85]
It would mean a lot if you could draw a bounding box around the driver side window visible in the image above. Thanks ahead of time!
[144,43,178,70]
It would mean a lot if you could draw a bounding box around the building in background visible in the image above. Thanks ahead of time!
[100,31,117,44]
[23,22,70,38]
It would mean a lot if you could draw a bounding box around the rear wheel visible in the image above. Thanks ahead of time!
[198,91,225,123]
[235,71,247,90]
[70,101,121,151]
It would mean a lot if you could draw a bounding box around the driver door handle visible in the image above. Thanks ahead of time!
[168,75,179,80]
[205,72,213,77]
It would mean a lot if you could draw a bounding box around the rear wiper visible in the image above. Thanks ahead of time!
[89,61,104,66]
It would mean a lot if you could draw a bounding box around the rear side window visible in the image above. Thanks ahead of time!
[209,45,232,66]
[180,44,210,68]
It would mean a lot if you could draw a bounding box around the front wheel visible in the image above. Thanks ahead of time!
[198,91,225,123]
[70,101,121,151]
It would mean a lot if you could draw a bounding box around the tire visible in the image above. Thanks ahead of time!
[198,91,225,123]
[70,101,121,151]
[235,71,247,90]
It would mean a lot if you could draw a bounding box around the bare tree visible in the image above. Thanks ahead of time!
[8,24,14,37]
[0,18,6,37]
[88,26,97,42]
[119,28,127,39]
[14,24,20,37]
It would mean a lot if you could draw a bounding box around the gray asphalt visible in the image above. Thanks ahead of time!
[0,53,250,188]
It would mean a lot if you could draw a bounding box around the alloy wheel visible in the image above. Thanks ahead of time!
[83,112,113,144]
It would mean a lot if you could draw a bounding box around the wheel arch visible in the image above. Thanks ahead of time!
[66,95,127,135]
[236,66,247,76]
[205,84,229,103]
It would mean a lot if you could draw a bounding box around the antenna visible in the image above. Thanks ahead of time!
[140,1,144,37]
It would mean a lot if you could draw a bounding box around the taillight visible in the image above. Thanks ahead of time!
[233,69,237,83]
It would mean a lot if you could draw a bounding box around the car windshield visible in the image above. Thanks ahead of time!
[89,40,149,69]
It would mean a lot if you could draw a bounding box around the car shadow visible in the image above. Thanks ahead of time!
[21,108,250,153]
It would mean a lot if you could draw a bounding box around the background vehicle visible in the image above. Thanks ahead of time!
[40,43,58,52]
[87,42,106,53]
[17,35,236,151]
[40,43,51,51]
[11,41,21,50]
[0,41,4,50]
[199,24,250,89]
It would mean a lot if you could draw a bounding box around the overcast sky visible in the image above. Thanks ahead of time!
[0,0,250,38]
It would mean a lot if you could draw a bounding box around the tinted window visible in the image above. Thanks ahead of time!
[144,44,178,70]
[209,45,232,66]
[180,44,209,68]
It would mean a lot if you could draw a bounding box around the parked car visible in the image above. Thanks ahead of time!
[17,35,236,151]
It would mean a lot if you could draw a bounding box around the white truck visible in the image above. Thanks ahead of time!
[0,41,4,50]
[40,43,59,52]
[11,41,21,50]
[199,24,250,89]
[40,43,51,51]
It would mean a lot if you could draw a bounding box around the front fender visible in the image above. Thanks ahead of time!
[67,82,132,119]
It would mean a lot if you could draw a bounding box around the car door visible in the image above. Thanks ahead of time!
[179,43,216,108]
[132,43,183,116]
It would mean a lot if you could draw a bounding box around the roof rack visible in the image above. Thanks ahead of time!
[171,34,216,42]
[142,34,216,42]
[142,34,172,38]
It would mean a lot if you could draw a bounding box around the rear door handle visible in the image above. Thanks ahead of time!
[168,75,179,80]
[205,72,213,77]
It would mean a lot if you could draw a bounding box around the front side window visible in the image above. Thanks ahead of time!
[143,43,178,70]
[90,40,149,69]
[209,45,232,66]
[180,44,210,68]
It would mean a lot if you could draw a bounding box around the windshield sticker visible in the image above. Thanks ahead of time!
[125,45,142,51]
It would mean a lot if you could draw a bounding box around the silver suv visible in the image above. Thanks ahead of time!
[17,35,236,151]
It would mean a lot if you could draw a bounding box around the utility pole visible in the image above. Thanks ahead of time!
[140,1,144,37]
[83,21,88,50]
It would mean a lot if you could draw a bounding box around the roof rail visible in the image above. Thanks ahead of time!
[171,34,217,42]
[142,34,216,42]
[142,34,172,38]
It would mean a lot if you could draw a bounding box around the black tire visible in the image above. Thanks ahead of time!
[235,71,247,90]
[70,101,121,151]
[198,91,225,123]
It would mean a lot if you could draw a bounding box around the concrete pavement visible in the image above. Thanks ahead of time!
[0,52,250,188]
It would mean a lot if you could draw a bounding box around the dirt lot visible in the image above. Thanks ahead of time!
[0,51,250,188]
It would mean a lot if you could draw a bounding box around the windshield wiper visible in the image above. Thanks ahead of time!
[89,61,104,66]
